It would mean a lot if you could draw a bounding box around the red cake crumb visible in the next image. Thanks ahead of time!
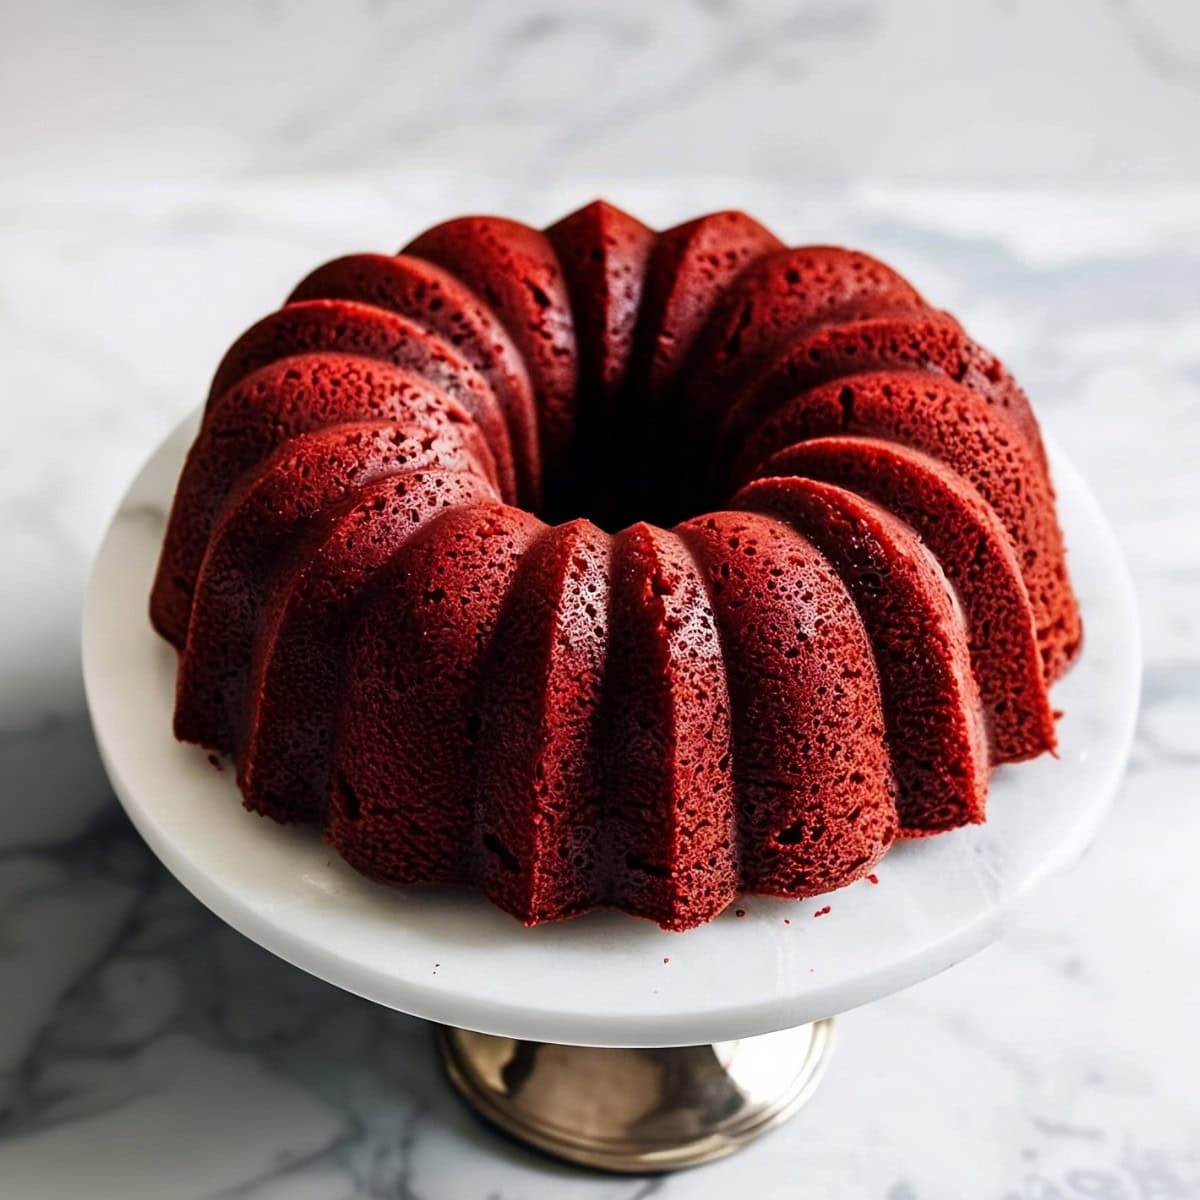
[155,201,1080,933]
[286,261,536,504]
[405,216,577,487]
[737,476,988,835]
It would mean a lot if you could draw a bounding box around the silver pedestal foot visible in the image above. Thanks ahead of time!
[437,1020,835,1173]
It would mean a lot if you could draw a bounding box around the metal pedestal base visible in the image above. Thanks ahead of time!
[437,1020,836,1173]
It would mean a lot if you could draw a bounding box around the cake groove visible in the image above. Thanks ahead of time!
[289,255,541,507]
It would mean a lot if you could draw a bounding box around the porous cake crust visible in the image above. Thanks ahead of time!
[152,201,1081,931]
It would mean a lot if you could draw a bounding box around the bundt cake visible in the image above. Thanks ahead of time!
[151,201,1081,931]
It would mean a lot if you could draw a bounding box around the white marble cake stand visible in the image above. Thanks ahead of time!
[82,412,1139,1173]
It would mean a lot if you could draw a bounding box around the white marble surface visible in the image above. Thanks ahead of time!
[0,175,1196,1197]
[3,0,1200,187]
[82,419,1139,1049]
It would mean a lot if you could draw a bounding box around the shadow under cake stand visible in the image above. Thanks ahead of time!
[82,414,1140,1173]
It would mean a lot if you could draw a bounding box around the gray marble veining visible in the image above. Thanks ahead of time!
[0,176,1197,1197]
[2,1,1200,187]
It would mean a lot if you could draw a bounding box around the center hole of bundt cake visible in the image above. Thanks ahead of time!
[542,439,702,532]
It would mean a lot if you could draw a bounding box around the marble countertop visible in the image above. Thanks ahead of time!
[4,1,1200,188]
[1,178,1197,1198]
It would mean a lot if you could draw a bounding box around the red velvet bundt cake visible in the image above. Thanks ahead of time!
[152,201,1081,931]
